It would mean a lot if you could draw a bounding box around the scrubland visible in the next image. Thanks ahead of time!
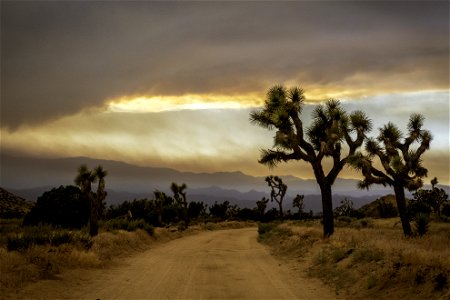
[259,218,450,299]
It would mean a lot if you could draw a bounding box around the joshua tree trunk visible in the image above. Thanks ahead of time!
[183,202,189,228]
[89,194,99,236]
[393,183,412,236]
[277,201,283,220]
[319,182,334,237]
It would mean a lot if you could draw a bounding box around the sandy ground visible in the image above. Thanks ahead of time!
[14,228,337,299]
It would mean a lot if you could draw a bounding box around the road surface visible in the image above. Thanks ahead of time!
[17,228,336,299]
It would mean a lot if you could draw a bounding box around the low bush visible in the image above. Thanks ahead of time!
[102,218,154,236]
[351,247,384,264]
[414,213,430,237]
[258,222,277,236]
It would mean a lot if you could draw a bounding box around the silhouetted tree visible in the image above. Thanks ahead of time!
[171,182,189,228]
[265,176,287,219]
[209,201,230,220]
[152,190,166,225]
[75,164,108,236]
[412,177,448,218]
[292,194,305,215]
[256,197,269,218]
[23,185,88,228]
[94,165,108,218]
[334,198,354,217]
[348,114,432,236]
[250,86,371,236]
[188,201,207,219]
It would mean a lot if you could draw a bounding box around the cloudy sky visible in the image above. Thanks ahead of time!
[1,1,449,184]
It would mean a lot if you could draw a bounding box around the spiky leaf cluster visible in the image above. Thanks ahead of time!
[171,182,188,207]
[349,114,432,191]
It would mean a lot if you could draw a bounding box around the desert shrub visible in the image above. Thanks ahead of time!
[334,198,354,217]
[351,247,384,264]
[235,208,259,221]
[352,218,374,229]
[414,213,430,237]
[258,222,277,236]
[103,218,154,236]
[262,208,279,222]
[377,199,398,218]
[434,272,448,290]
[188,201,207,219]
[330,247,350,263]
[23,185,88,228]
[313,250,329,266]
[336,216,353,226]
[442,203,450,217]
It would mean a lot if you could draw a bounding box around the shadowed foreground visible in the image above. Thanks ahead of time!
[16,228,335,299]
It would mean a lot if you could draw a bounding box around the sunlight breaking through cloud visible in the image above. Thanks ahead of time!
[106,94,262,113]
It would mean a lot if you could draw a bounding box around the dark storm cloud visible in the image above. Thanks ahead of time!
[2,1,448,128]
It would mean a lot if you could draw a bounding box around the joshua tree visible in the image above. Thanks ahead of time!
[334,198,354,217]
[171,182,189,228]
[94,165,108,218]
[256,197,269,218]
[153,190,168,225]
[348,114,432,236]
[250,85,371,236]
[292,194,305,215]
[74,164,108,236]
[265,175,287,219]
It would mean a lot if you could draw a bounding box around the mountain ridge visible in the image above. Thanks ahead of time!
[2,154,447,213]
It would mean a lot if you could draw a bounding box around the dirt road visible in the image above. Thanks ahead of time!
[17,228,336,299]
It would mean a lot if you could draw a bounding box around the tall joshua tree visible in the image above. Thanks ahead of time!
[250,85,371,236]
[75,164,97,236]
[265,175,287,219]
[94,165,108,219]
[348,114,432,236]
[75,164,108,236]
[171,182,189,228]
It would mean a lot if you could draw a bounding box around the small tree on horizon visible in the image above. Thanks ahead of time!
[348,114,432,236]
[292,194,305,215]
[256,197,269,218]
[265,175,287,219]
[171,182,189,228]
[250,85,371,236]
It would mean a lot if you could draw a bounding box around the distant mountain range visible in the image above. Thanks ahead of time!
[2,154,448,212]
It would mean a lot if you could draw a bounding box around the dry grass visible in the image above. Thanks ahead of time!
[0,229,152,295]
[259,219,450,299]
